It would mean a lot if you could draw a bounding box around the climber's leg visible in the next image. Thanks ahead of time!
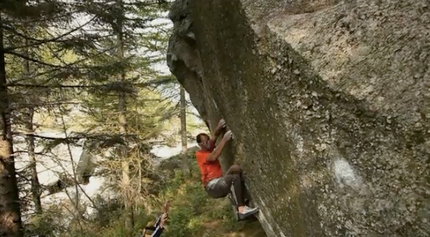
[225,164,250,205]
[205,177,231,198]
[225,164,242,175]
[206,174,259,219]
[223,173,245,207]
[206,173,246,203]
[205,164,243,199]
[222,175,258,220]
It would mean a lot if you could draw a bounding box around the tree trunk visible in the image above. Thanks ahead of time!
[22,38,42,214]
[179,86,189,176]
[0,12,24,237]
[25,108,42,214]
[119,60,133,235]
[116,0,133,233]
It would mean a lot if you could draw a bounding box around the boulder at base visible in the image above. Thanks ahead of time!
[167,0,430,237]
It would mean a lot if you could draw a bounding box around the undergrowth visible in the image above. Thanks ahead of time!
[28,152,265,237]
[157,155,265,237]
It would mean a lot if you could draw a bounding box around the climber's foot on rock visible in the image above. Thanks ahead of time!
[238,206,259,220]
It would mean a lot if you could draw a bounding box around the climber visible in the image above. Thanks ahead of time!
[195,119,259,220]
[141,201,170,237]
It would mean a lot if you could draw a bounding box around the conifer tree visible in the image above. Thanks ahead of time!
[71,0,172,233]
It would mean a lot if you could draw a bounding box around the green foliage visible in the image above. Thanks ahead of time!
[2,1,218,237]
[24,208,64,237]
[70,0,176,142]
[24,197,151,237]
[69,211,152,237]
[155,155,256,237]
[22,152,265,237]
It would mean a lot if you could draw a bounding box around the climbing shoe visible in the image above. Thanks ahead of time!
[238,206,259,220]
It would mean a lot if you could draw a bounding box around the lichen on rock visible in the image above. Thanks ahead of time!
[167,0,430,236]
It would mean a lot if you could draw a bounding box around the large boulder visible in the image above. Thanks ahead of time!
[167,0,430,236]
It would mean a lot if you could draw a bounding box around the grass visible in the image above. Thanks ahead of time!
[27,151,266,237]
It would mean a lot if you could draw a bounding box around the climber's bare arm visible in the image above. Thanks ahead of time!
[207,130,232,162]
[211,119,227,141]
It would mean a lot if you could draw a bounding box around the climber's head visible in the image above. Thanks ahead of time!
[196,133,214,151]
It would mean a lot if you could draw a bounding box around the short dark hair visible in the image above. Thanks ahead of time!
[196,133,209,143]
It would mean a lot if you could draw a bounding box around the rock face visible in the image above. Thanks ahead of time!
[167,0,430,237]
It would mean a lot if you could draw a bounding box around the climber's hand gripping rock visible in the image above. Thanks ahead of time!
[218,118,227,129]
[223,130,233,141]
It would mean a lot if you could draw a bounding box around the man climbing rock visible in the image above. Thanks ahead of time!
[195,119,259,220]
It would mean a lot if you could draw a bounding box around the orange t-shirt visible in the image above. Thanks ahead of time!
[195,140,223,186]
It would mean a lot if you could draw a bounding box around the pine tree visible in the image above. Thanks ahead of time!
[70,0,173,233]
[1,1,85,234]
[1,0,180,235]
[21,43,43,215]
[0,12,23,235]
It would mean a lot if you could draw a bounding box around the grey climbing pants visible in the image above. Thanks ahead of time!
[205,173,245,206]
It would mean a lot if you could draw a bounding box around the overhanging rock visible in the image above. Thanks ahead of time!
[167,0,430,236]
